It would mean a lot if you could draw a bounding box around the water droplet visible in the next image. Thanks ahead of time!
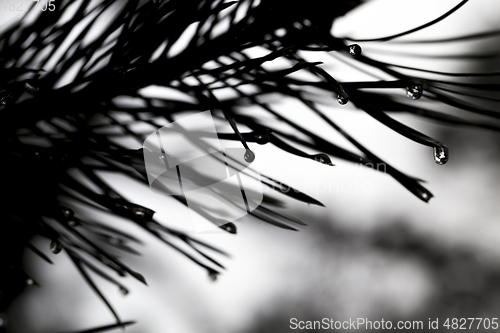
[337,95,349,105]
[433,147,449,165]
[220,222,237,234]
[244,149,255,163]
[24,81,39,95]
[208,271,218,281]
[119,286,129,295]
[254,132,270,145]
[61,207,73,218]
[406,85,423,100]
[283,48,296,59]
[313,154,333,166]
[115,201,155,220]
[0,94,12,106]
[68,219,80,227]
[130,205,155,220]
[26,278,35,286]
[416,188,432,202]
[348,44,362,57]
[50,241,62,254]
[159,155,165,161]
[0,313,8,327]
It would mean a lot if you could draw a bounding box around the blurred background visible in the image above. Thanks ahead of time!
[3,0,500,332]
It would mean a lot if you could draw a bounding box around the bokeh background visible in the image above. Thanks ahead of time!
[3,0,500,332]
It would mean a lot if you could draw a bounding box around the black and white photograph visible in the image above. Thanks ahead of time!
[1,0,500,332]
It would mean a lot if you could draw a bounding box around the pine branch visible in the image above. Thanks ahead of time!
[1,0,499,331]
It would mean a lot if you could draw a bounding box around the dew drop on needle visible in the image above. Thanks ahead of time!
[208,271,218,281]
[348,44,362,57]
[337,95,349,105]
[254,133,270,145]
[24,81,39,95]
[433,147,449,165]
[406,85,423,100]
[244,149,255,163]
[220,222,237,234]
[119,286,129,295]
[50,241,62,254]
